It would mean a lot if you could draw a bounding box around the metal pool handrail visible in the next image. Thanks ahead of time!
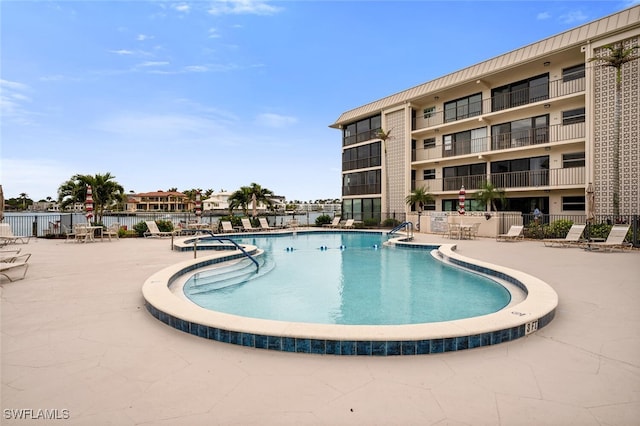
[388,221,414,239]
[189,230,260,271]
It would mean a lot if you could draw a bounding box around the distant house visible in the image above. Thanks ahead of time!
[202,191,232,212]
[125,191,191,212]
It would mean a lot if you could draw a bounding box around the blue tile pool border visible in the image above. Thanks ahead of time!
[144,231,557,356]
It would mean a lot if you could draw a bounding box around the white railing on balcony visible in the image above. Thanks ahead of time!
[412,167,585,193]
[412,122,584,162]
[412,77,585,131]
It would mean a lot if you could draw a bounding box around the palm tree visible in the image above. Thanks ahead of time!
[58,173,124,223]
[227,187,251,216]
[589,43,639,217]
[405,187,433,213]
[19,193,28,210]
[246,182,274,218]
[474,181,506,212]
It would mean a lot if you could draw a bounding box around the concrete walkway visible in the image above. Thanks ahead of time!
[1,234,639,425]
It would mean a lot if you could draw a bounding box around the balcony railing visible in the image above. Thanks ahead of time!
[412,77,585,130]
[342,183,382,196]
[343,128,382,147]
[413,122,584,162]
[412,167,585,192]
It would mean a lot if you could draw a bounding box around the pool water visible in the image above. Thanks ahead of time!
[182,232,511,325]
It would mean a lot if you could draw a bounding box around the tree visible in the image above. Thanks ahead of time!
[58,173,124,223]
[474,181,506,212]
[228,187,251,216]
[589,43,639,217]
[247,182,274,217]
[405,187,433,213]
[19,193,28,210]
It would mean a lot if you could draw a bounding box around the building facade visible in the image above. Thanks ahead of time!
[331,6,639,223]
[125,191,191,213]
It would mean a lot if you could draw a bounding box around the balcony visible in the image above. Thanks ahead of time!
[412,167,585,193]
[412,122,584,162]
[412,77,585,131]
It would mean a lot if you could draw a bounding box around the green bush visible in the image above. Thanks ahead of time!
[589,223,612,240]
[315,214,333,226]
[133,221,147,237]
[155,219,174,232]
[383,218,400,227]
[363,218,379,227]
[547,219,574,239]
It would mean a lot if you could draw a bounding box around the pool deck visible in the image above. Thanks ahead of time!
[2,232,639,425]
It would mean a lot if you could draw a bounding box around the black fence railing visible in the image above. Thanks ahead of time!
[499,213,639,247]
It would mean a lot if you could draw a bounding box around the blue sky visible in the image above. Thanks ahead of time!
[1,0,636,202]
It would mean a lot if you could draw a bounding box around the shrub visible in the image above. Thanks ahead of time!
[133,221,147,237]
[155,219,174,232]
[383,218,400,228]
[547,219,574,239]
[315,214,333,226]
[363,218,379,227]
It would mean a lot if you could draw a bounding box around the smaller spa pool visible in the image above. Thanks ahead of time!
[180,232,512,325]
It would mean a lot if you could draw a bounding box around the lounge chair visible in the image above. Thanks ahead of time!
[144,221,174,238]
[102,223,120,241]
[0,253,31,282]
[241,218,257,232]
[584,225,632,252]
[323,217,341,228]
[341,219,355,229]
[543,224,586,247]
[220,221,236,233]
[496,225,524,242]
[0,223,32,244]
[258,218,275,231]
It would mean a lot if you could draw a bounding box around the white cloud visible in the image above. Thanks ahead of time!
[0,79,34,125]
[110,49,134,55]
[137,61,170,67]
[208,0,282,16]
[173,3,190,13]
[0,158,74,200]
[208,28,221,38]
[256,113,297,128]
[537,12,551,20]
[560,10,588,24]
[137,34,153,41]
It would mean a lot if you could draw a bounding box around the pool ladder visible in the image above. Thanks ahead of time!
[387,221,414,239]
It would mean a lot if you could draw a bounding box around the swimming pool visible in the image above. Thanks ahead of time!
[143,230,558,355]
[182,233,511,325]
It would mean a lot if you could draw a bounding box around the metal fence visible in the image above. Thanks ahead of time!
[499,213,639,247]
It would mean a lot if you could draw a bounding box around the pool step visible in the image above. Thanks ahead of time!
[185,257,275,294]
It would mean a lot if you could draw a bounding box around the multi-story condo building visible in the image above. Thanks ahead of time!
[331,6,639,225]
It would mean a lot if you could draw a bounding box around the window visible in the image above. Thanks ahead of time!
[444,93,482,122]
[342,115,381,146]
[342,170,381,196]
[562,196,585,211]
[562,64,585,82]
[562,152,585,168]
[491,115,549,149]
[342,142,381,171]
[423,137,436,149]
[492,74,549,111]
[562,108,585,125]
[423,169,436,180]
[442,163,486,190]
[423,106,436,119]
[443,127,487,156]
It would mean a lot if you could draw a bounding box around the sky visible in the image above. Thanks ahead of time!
[1,0,637,202]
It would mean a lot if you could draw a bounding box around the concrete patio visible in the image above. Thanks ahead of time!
[1,233,639,425]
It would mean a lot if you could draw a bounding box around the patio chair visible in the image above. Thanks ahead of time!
[0,223,32,245]
[74,224,91,243]
[0,253,31,282]
[241,218,257,232]
[584,224,632,252]
[258,218,275,231]
[220,221,236,233]
[447,223,461,239]
[287,219,299,229]
[322,217,341,228]
[144,221,174,238]
[496,225,524,242]
[543,224,586,247]
[341,219,355,229]
[102,223,120,241]
[464,222,481,240]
